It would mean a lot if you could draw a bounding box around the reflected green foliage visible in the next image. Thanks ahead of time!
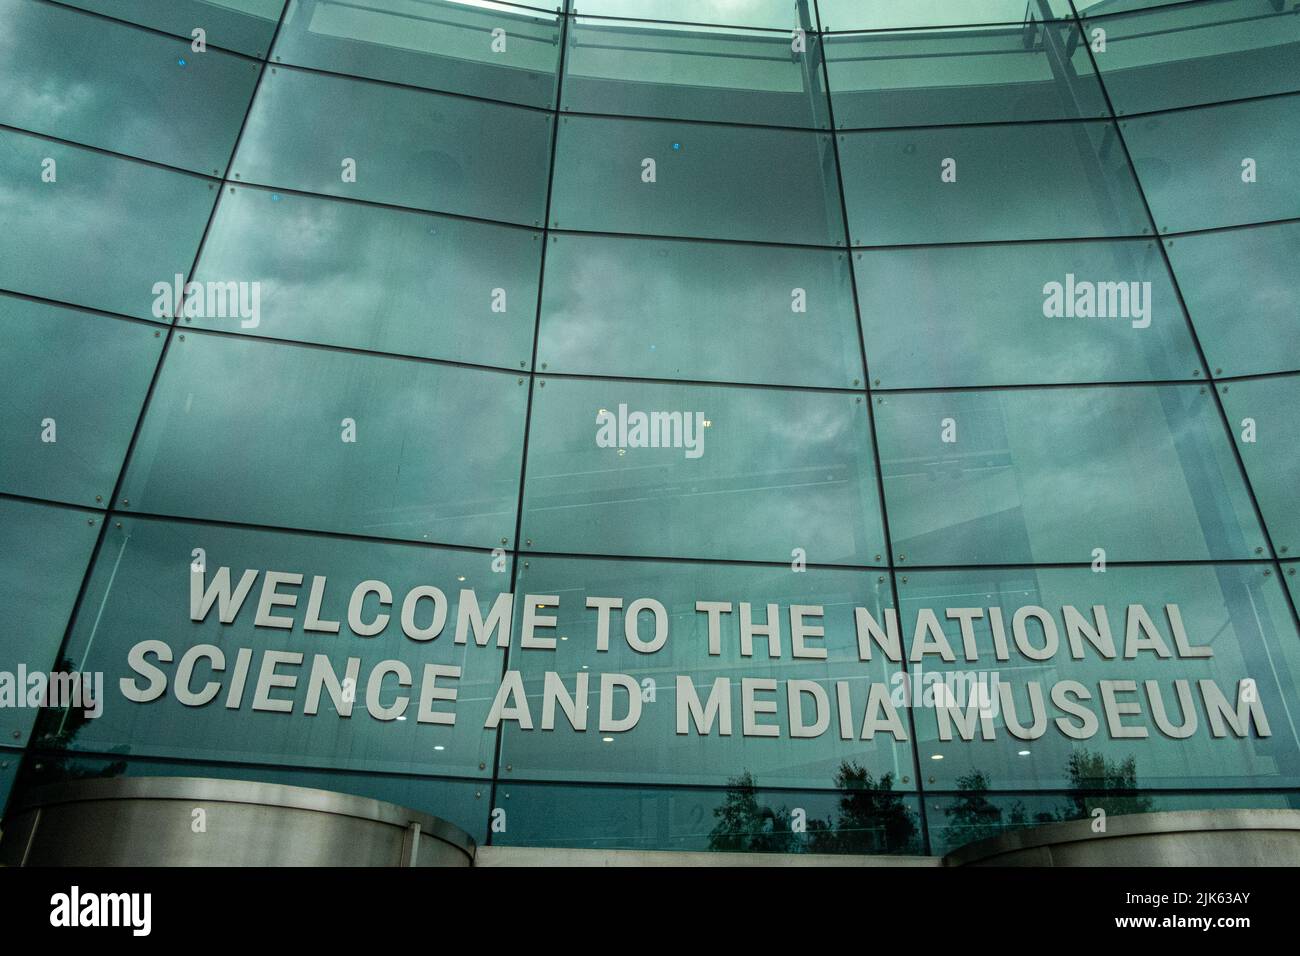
[709,763,918,854]
[940,750,1158,852]
[1063,750,1157,820]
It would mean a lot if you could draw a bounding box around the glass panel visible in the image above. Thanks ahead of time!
[899,563,1300,791]
[0,749,19,816]
[0,0,262,174]
[118,333,527,546]
[0,498,101,747]
[15,752,488,843]
[1167,221,1300,378]
[875,384,1269,565]
[537,234,863,387]
[1076,0,1279,19]
[1085,0,1300,115]
[56,0,287,58]
[192,184,540,368]
[816,0,1072,32]
[1124,94,1300,234]
[0,296,161,506]
[854,238,1201,388]
[520,377,886,564]
[929,789,1300,856]
[1287,561,1300,610]
[231,65,554,225]
[839,120,1151,245]
[563,18,827,128]
[825,22,1109,129]
[550,115,844,244]
[499,555,908,787]
[0,129,217,320]
[271,0,561,109]
[1219,373,1300,555]
[498,781,925,854]
[571,0,803,31]
[41,516,507,778]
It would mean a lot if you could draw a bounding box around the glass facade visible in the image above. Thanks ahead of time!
[1,0,1297,857]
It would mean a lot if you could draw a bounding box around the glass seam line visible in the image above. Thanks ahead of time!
[0,494,1287,573]
[10,278,1299,425]
[484,5,573,848]
[14,0,299,807]
[8,116,1299,243]
[814,5,934,857]
[27,745,1297,802]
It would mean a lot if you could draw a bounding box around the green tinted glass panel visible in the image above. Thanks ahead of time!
[192,184,540,367]
[119,333,527,546]
[500,555,907,786]
[551,115,843,243]
[1124,94,1300,233]
[875,384,1268,564]
[271,0,561,108]
[839,120,1150,245]
[930,789,1300,856]
[498,782,924,854]
[17,752,488,843]
[537,234,863,386]
[817,0,1071,31]
[855,239,1200,388]
[0,129,216,320]
[1076,0,1214,13]
[0,749,19,816]
[563,18,827,128]
[0,297,161,506]
[899,563,1300,790]
[825,22,1108,129]
[231,66,553,225]
[521,377,886,564]
[1287,561,1300,609]
[572,0,802,31]
[0,498,100,747]
[0,0,261,174]
[44,517,506,777]
[56,0,286,57]
[1085,0,1300,115]
[1220,373,1300,554]
[1168,221,1300,378]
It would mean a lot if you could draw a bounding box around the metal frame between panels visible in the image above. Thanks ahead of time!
[3,0,1298,857]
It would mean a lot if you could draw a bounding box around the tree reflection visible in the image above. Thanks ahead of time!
[708,762,919,854]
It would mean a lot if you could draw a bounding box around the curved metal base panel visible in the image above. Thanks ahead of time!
[944,809,1300,867]
[0,777,475,867]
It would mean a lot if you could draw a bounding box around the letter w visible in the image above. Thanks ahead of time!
[190,567,258,623]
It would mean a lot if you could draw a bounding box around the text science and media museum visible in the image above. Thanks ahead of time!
[1,0,1299,858]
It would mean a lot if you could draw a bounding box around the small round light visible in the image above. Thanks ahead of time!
[602,737,614,743]
[930,753,944,760]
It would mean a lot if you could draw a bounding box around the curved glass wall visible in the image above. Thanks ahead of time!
[2,0,1297,856]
